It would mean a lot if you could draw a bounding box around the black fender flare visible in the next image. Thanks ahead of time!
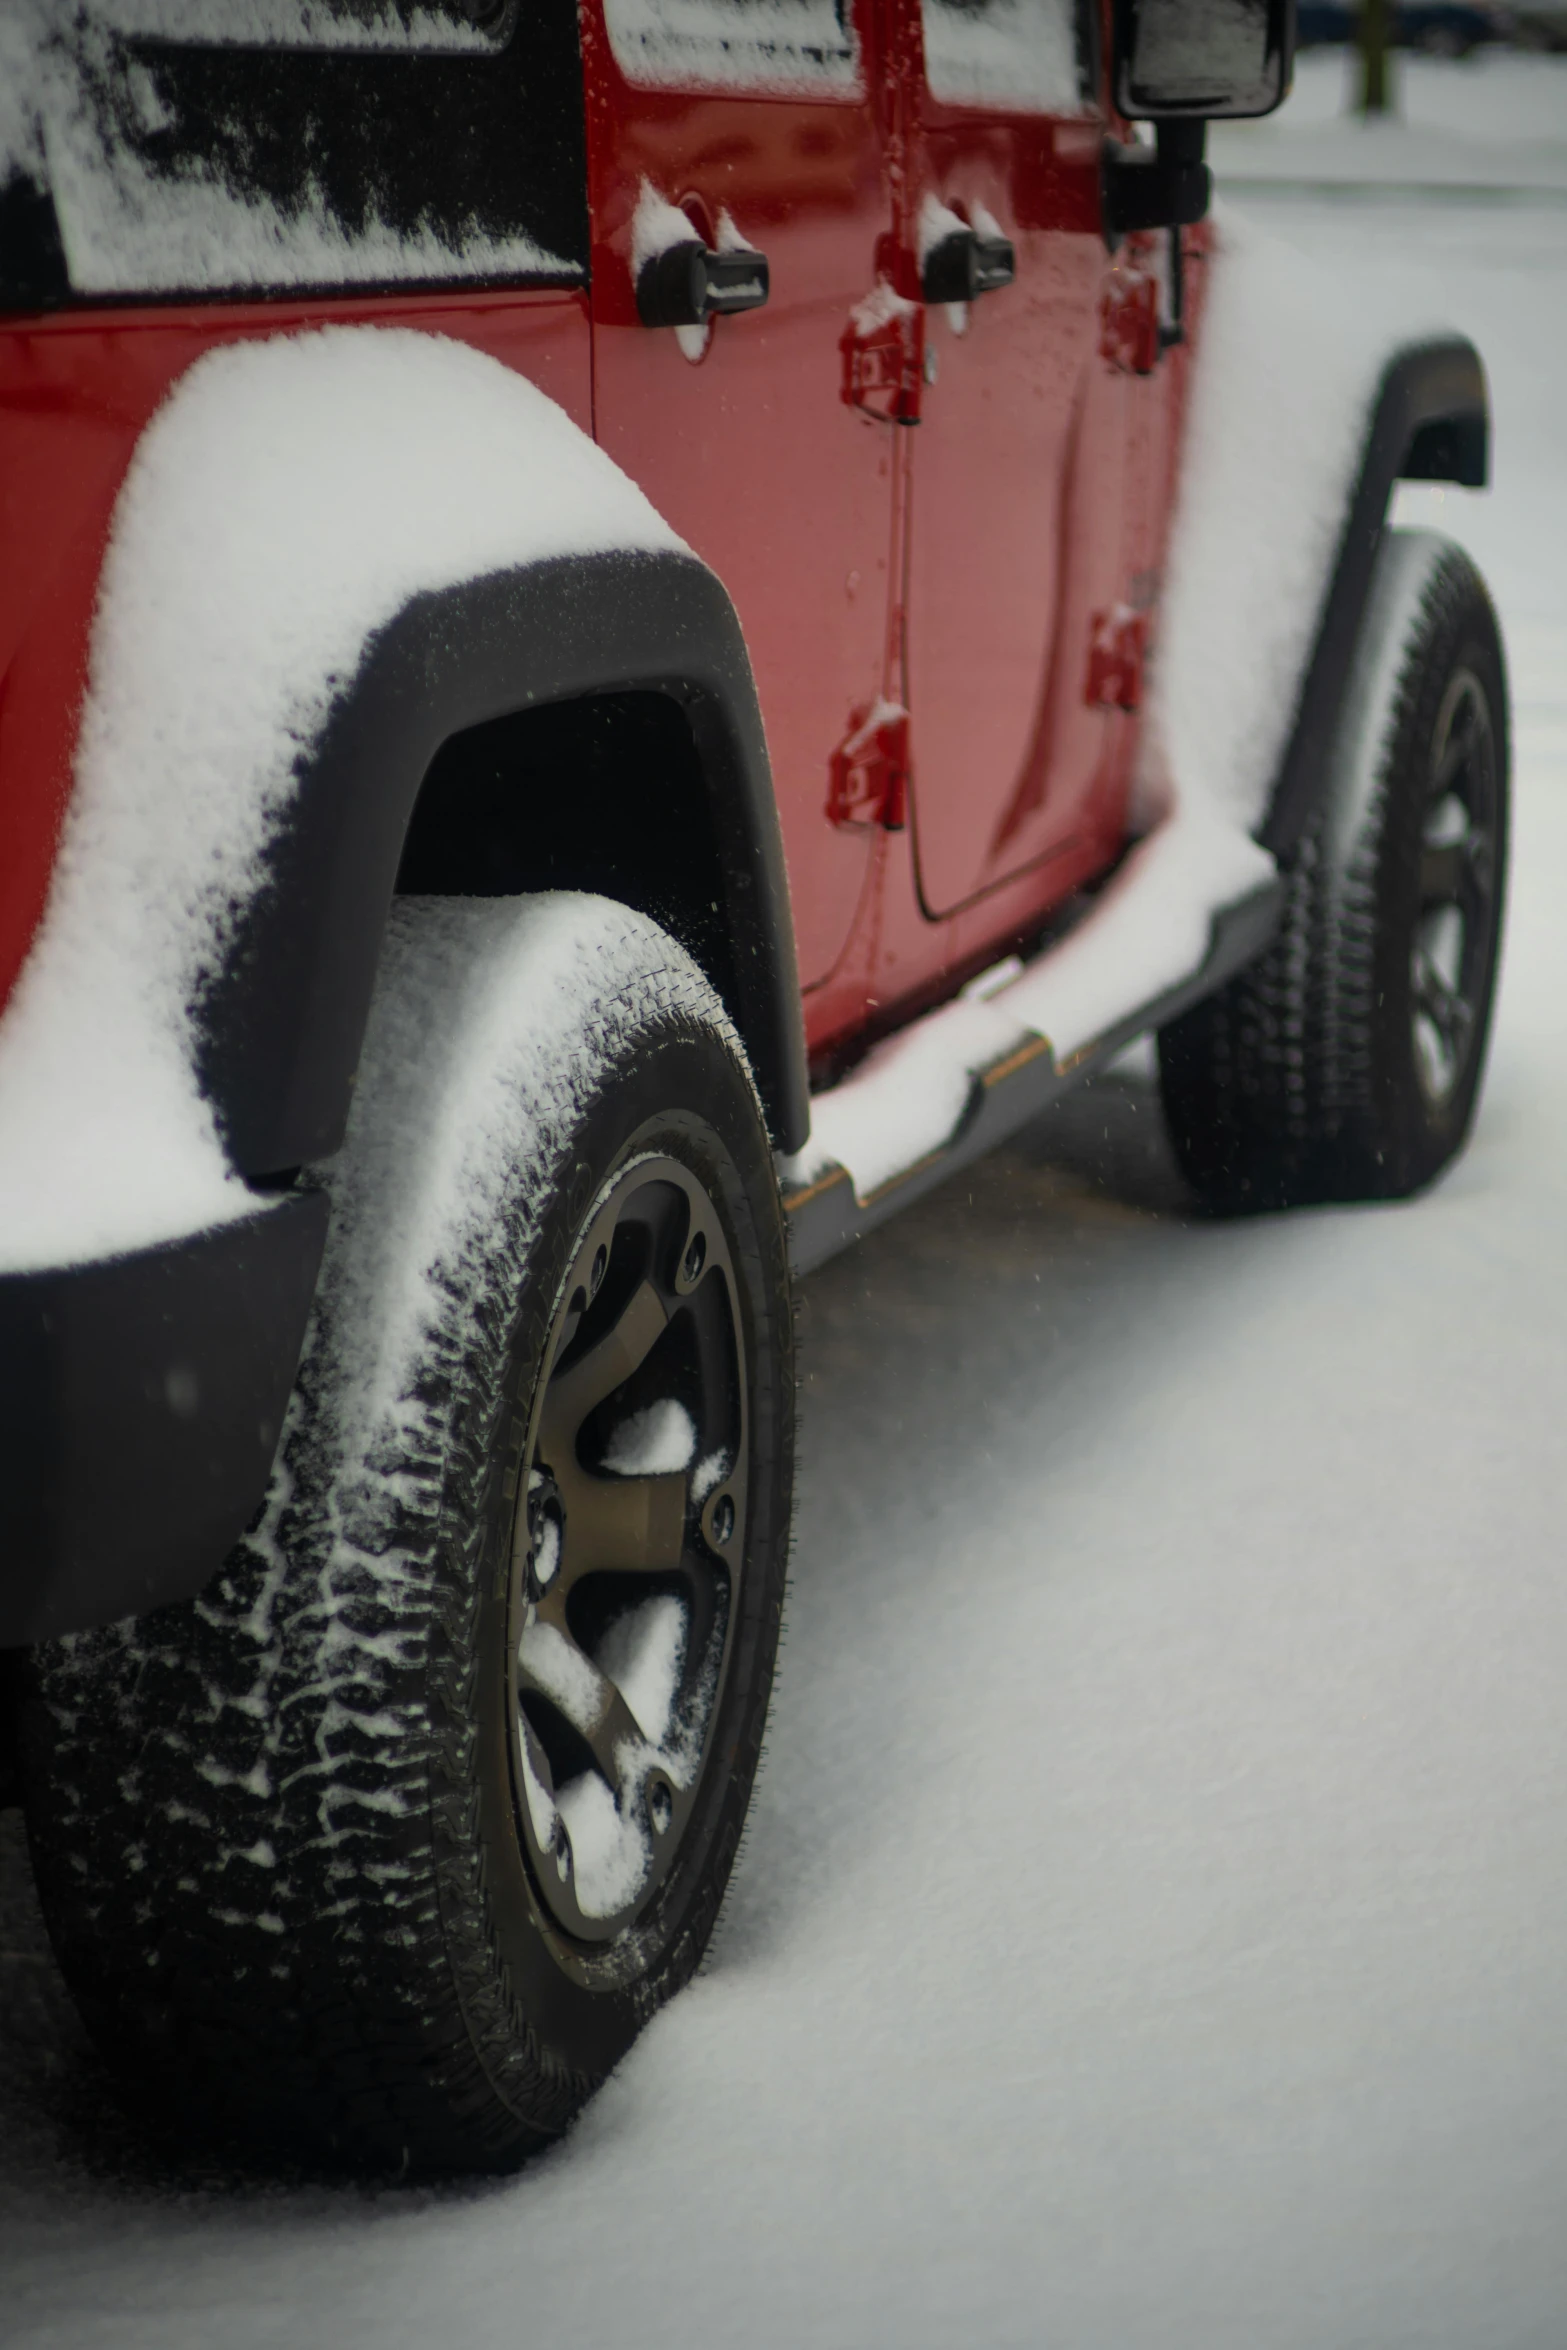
[199,548,810,1171]
[1260,335,1490,862]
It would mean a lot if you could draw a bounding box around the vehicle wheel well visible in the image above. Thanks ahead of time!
[396,689,740,1041]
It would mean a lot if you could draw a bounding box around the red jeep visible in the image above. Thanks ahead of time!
[0,0,1506,2173]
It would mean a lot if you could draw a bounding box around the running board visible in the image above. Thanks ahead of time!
[783,878,1283,1278]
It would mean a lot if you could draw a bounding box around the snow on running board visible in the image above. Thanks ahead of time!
[781,814,1276,1208]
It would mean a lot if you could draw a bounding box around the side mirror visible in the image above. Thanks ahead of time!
[1113,0,1296,119]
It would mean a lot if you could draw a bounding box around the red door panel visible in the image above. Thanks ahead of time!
[583,1,900,993]
[903,0,1127,918]
[0,291,590,1027]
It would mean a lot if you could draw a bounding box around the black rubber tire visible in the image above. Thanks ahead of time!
[19,896,793,2176]
[1159,532,1509,1214]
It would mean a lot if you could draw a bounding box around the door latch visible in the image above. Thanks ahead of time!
[637,240,770,329]
[920,227,1016,306]
[1085,608,1148,711]
[829,700,910,828]
[1100,268,1160,376]
[841,284,924,425]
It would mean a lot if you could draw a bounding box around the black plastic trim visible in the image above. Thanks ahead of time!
[785,878,1284,1278]
[0,1192,329,1647]
[199,549,810,1170]
[1261,336,1489,861]
[1101,130,1212,247]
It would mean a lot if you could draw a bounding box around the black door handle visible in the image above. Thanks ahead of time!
[921,228,1016,306]
[637,242,770,329]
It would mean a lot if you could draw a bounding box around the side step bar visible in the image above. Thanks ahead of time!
[783,878,1283,1278]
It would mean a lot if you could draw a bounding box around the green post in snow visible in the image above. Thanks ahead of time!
[1359,0,1393,113]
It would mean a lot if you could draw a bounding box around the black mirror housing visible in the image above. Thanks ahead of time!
[1113,0,1296,119]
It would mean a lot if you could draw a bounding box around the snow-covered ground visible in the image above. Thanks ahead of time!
[1211,46,1567,191]
[5,59,1567,2350]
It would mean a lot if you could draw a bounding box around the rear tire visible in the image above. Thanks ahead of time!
[1159,532,1509,1213]
[20,895,793,2175]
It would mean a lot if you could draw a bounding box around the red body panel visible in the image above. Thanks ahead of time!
[0,293,590,1025]
[0,3,1201,1083]
[581,8,894,997]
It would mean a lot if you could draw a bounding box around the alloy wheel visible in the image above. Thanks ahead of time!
[507,1153,748,1944]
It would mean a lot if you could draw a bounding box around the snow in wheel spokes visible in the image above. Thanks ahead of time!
[509,1155,747,1944]
[1411,667,1500,1110]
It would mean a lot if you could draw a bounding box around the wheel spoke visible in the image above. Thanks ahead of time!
[1419,837,1467,908]
[540,1279,669,1459]
[1433,714,1475,797]
[553,1463,689,1581]
[518,1607,650,1789]
[507,1154,752,1944]
[1413,950,1472,1056]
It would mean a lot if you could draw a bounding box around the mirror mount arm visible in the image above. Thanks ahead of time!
[1101,120,1211,252]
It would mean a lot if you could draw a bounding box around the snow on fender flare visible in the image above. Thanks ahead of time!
[0,325,805,1283]
[1260,336,1487,860]
[1147,208,1489,865]
[0,327,805,1643]
[781,217,1491,1247]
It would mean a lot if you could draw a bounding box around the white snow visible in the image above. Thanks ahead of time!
[301,897,702,1512]
[598,1594,688,1748]
[919,0,1084,114]
[787,993,1024,1201]
[630,178,703,278]
[1143,201,1444,840]
[602,1399,699,1479]
[518,1621,605,1738]
[918,190,970,260]
[521,1589,691,1917]
[1210,46,1567,193]
[847,278,920,338]
[0,5,576,296]
[555,1773,651,1922]
[531,1508,563,1591]
[88,1,506,49]
[690,1448,730,1505]
[604,0,860,94]
[630,178,711,360]
[0,331,682,1272]
[996,811,1276,1056]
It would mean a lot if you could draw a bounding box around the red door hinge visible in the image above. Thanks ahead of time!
[1100,268,1160,377]
[841,282,924,424]
[829,699,910,828]
[1085,607,1148,711]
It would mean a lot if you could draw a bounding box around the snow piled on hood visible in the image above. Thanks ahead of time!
[0,329,683,1273]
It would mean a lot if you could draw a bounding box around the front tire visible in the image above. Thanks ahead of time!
[1159,532,1509,1213]
[21,895,794,2174]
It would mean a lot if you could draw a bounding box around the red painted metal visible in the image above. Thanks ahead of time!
[0,6,1204,1083]
[1100,260,1162,376]
[1086,603,1149,711]
[0,292,590,1028]
[829,699,912,830]
[898,0,1144,923]
[581,0,900,996]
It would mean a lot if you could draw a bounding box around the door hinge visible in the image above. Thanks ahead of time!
[841,282,924,425]
[1085,607,1148,711]
[1100,267,1160,377]
[829,699,910,828]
